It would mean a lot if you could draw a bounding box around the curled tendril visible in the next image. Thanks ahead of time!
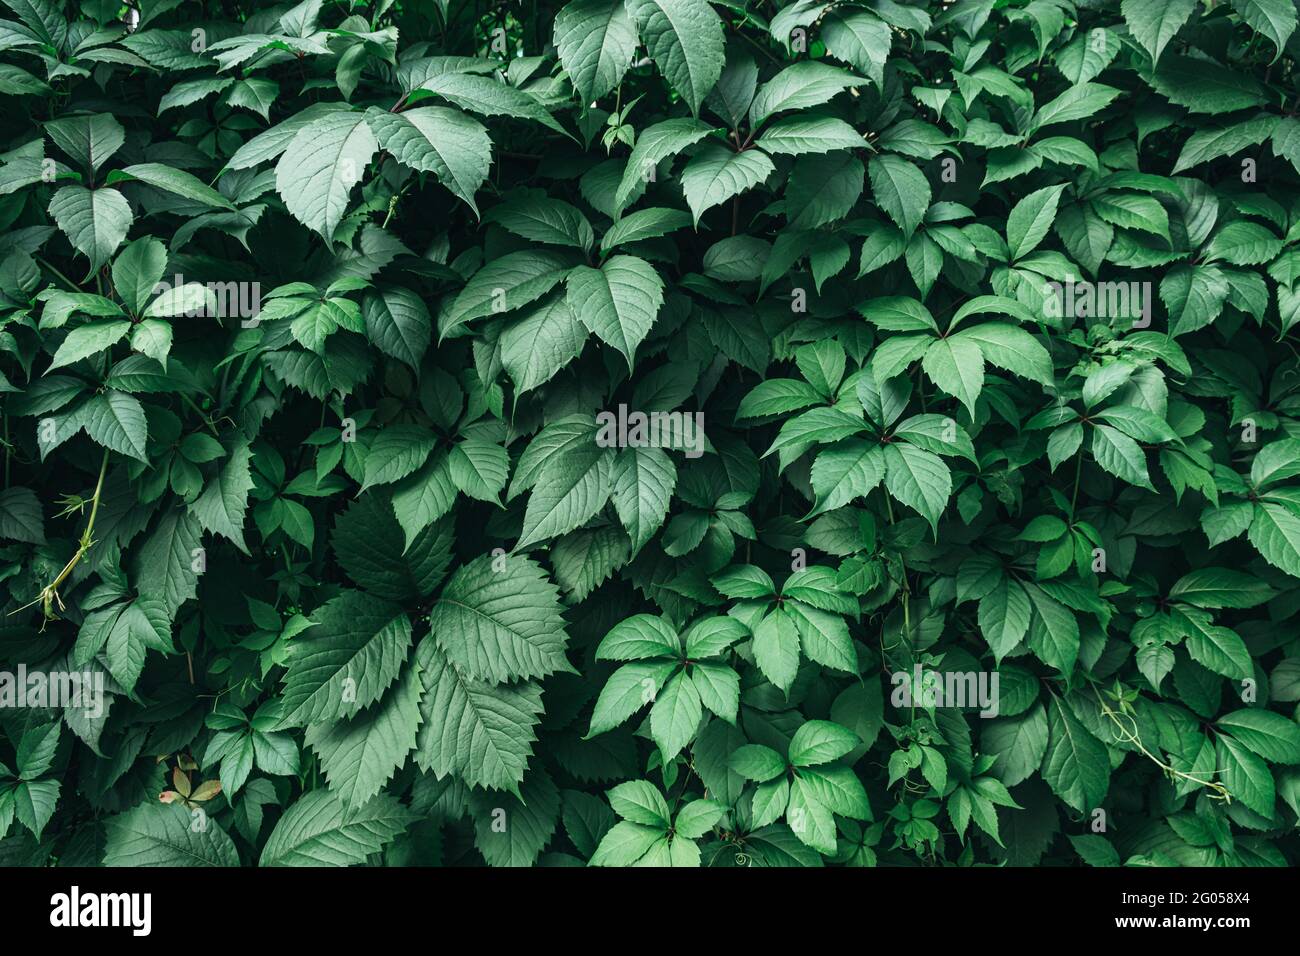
[1096,691,1231,803]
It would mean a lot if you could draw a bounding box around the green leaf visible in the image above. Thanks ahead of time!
[1122,0,1197,65]
[1172,116,1277,174]
[1006,184,1066,261]
[1041,695,1110,813]
[680,143,775,224]
[1217,734,1275,816]
[1024,583,1080,676]
[600,207,692,254]
[279,589,412,726]
[78,390,149,463]
[48,319,131,371]
[983,703,1050,787]
[501,294,589,393]
[650,668,703,760]
[1169,568,1274,608]
[1203,221,1282,265]
[788,720,858,767]
[470,768,561,866]
[554,0,639,103]
[365,106,491,213]
[730,744,787,781]
[787,775,837,854]
[189,440,255,552]
[112,237,168,316]
[868,155,930,238]
[820,8,891,86]
[980,579,1032,660]
[430,553,572,683]
[1231,0,1297,57]
[362,287,432,368]
[484,194,594,250]
[625,0,725,117]
[752,608,800,693]
[1091,423,1152,490]
[951,324,1055,385]
[130,319,172,367]
[588,660,677,736]
[565,255,664,368]
[797,765,871,819]
[275,110,377,242]
[416,638,545,794]
[614,118,715,213]
[110,163,235,209]
[441,249,573,339]
[449,437,508,502]
[921,337,984,417]
[1030,83,1121,132]
[749,62,868,128]
[412,72,568,137]
[332,494,452,600]
[104,803,239,867]
[675,798,725,839]
[1173,606,1254,681]
[259,790,415,866]
[785,151,864,230]
[1217,709,1300,764]
[882,442,951,533]
[756,116,864,156]
[47,185,133,271]
[589,820,664,865]
[0,486,44,544]
[44,112,124,174]
[362,424,436,491]
[306,662,423,807]
[1248,502,1300,578]
[1150,55,1266,115]
[809,440,885,516]
[611,445,677,554]
[691,661,739,722]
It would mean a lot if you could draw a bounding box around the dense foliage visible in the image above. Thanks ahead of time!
[1,0,1300,869]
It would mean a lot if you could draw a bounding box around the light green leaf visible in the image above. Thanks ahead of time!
[565,255,664,368]
[365,106,491,213]
[47,185,133,271]
[275,110,377,242]
[259,790,415,866]
[554,0,639,103]
[625,0,725,117]
[868,154,930,238]
[680,143,775,224]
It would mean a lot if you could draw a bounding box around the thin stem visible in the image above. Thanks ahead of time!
[1070,447,1084,517]
[883,492,915,725]
[11,449,111,624]
[1090,687,1230,801]
[35,255,81,292]
[180,393,220,435]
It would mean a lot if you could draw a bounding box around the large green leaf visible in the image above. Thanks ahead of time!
[104,803,240,867]
[47,185,132,271]
[430,553,572,683]
[278,589,413,727]
[626,0,725,117]
[365,106,491,212]
[259,790,415,866]
[565,255,664,369]
[554,0,639,103]
[275,110,377,242]
[415,638,545,793]
[1041,696,1110,814]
